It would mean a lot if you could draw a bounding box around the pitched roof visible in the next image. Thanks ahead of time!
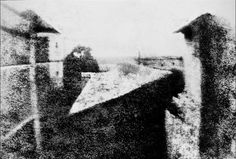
[20,10,59,33]
[1,4,59,34]
[70,64,170,114]
[174,13,214,41]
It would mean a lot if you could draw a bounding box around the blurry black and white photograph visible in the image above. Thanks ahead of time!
[0,0,235,158]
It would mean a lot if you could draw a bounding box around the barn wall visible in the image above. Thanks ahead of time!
[0,64,54,136]
[1,10,32,135]
[0,28,31,66]
[1,6,62,139]
[178,14,236,158]
[2,70,184,158]
[39,71,183,159]
[1,65,32,136]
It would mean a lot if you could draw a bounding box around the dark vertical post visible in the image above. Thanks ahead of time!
[137,51,141,65]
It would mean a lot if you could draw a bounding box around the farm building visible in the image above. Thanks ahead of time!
[2,64,186,158]
[1,4,64,155]
[176,13,236,158]
[137,56,184,70]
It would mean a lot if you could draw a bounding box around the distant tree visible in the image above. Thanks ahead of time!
[63,50,82,92]
[79,46,99,72]
[62,45,99,105]
[70,45,87,54]
[63,45,99,89]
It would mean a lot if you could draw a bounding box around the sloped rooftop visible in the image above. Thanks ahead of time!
[70,64,170,114]
[1,4,59,34]
[20,10,59,33]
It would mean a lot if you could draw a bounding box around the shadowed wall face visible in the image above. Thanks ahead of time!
[178,14,236,158]
[38,71,184,159]
[2,68,184,159]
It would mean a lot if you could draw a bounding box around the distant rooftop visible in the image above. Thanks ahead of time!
[138,56,183,61]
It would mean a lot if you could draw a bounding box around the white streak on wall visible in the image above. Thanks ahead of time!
[29,38,42,153]
[231,139,236,157]
[183,43,201,103]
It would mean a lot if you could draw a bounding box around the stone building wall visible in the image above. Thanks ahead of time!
[1,5,62,141]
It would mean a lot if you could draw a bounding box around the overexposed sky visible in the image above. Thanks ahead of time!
[2,0,235,57]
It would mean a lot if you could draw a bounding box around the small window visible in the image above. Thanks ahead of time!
[55,42,58,48]
[172,62,175,65]
[56,71,59,76]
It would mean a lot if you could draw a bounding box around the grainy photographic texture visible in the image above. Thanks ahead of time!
[177,14,236,158]
[1,0,235,159]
